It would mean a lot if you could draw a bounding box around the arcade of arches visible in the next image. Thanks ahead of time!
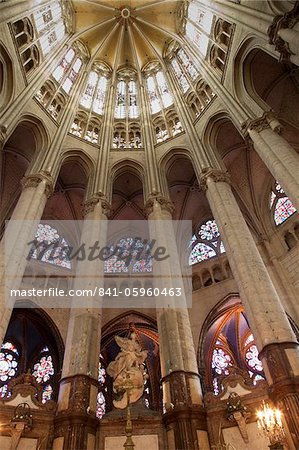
[0,1,299,449]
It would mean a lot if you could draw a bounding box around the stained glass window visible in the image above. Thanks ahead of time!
[79,67,108,129]
[146,76,162,114]
[42,384,53,403]
[0,341,19,398]
[32,355,54,383]
[189,219,225,265]
[32,347,55,403]
[115,79,139,119]
[185,2,213,58]
[187,3,213,32]
[207,306,266,395]
[93,76,108,115]
[29,223,71,269]
[33,1,66,56]
[177,48,199,81]
[128,80,138,119]
[270,182,296,225]
[51,47,82,95]
[0,342,19,383]
[211,347,232,375]
[146,70,173,114]
[96,392,106,419]
[96,357,106,419]
[156,71,173,108]
[52,48,74,82]
[104,238,153,274]
[171,59,190,93]
[245,344,263,373]
[115,80,126,119]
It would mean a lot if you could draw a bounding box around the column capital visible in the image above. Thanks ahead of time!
[267,2,299,62]
[83,192,111,217]
[244,111,281,135]
[21,171,54,198]
[199,168,230,192]
[144,193,174,217]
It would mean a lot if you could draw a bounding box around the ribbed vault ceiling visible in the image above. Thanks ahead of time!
[72,0,182,69]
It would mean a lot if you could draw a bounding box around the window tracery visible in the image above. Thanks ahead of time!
[104,238,153,274]
[35,42,87,121]
[112,69,142,149]
[211,344,234,395]
[145,69,173,114]
[69,63,109,144]
[0,341,19,398]
[166,42,215,119]
[270,181,296,225]
[189,219,225,265]
[144,61,183,143]
[0,312,62,403]
[204,305,266,395]
[29,223,71,269]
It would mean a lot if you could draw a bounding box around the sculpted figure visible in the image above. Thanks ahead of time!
[107,332,148,409]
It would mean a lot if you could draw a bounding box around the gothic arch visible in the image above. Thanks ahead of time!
[0,41,14,112]
[4,114,50,160]
[109,159,146,202]
[55,148,96,196]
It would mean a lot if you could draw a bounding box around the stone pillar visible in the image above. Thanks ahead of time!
[0,171,53,344]
[247,112,299,211]
[146,196,209,450]
[200,168,299,448]
[268,2,299,65]
[53,194,110,450]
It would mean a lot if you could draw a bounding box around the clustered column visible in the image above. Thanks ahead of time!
[246,112,299,211]
[199,168,299,447]
[146,196,209,450]
[52,194,110,450]
[0,171,53,344]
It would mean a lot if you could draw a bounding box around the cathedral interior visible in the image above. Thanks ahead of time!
[0,0,299,449]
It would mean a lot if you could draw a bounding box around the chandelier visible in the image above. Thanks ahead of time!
[256,401,285,449]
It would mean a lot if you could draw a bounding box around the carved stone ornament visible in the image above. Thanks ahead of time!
[204,366,268,406]
[268,2,299,62]
[144,194,175,217]
[199,168,231,192]
[106,333,148,409]
[1,372,56,412]
[21,171,54,198]
[244,111,281,137]
[83,191,111,217]
[226,392,251,443]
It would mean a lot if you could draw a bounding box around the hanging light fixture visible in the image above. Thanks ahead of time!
[256,401,286,449]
